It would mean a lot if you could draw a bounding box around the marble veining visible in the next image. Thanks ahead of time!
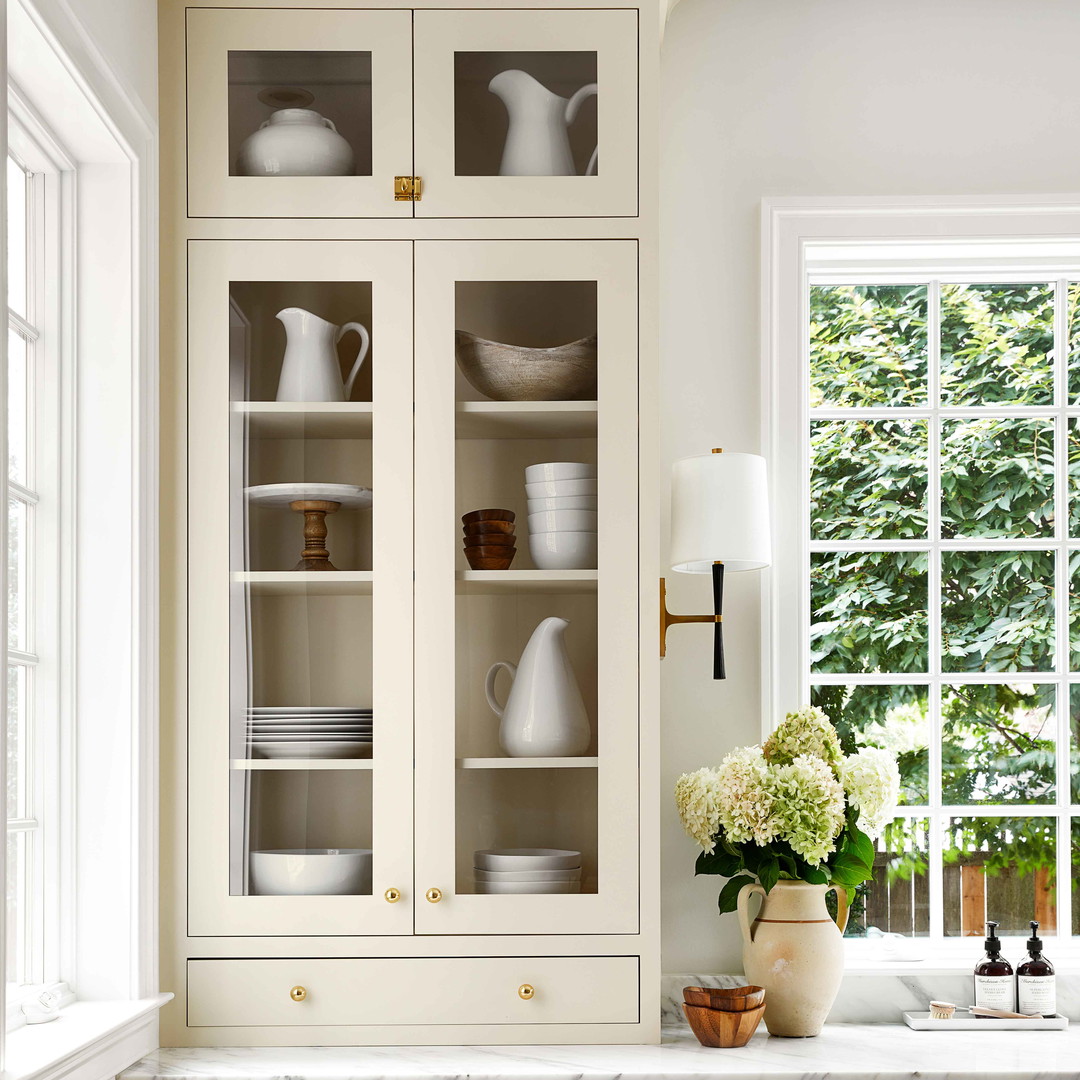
[122,1024,1080,1080]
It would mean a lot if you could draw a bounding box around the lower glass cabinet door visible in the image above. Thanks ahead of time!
[413,240,641,936]
[187,239,413,936]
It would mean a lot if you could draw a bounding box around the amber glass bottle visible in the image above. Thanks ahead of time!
[1017,921,1055,1017]
[973,921,1015,1013]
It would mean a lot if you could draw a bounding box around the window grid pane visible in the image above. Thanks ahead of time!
[809,276,1074,939]
[6,156,27,320]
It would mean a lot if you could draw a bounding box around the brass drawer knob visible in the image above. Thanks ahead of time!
[384,887,402,903]
[518,984,535,1000]
[425,887,443,903]
[290,985,307,1002]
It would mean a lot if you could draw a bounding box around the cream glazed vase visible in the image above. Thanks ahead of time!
[737,880,849,1037]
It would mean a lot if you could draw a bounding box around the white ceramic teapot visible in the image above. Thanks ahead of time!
[488,69,598,177]
[485,617,591,757]
[275,307,369,403]
[237,108,355,177]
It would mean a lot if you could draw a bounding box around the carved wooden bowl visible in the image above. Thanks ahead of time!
[683,985,765,1011]
[462,508,515,524]
[456,330,598,401]
[682,1001,766,1048]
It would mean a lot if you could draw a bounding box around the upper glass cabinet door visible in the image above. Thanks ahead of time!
[186,8,413,218]
[413,9,639,218]
[187,239,414,936]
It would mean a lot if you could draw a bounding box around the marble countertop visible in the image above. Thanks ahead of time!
[122,1025,1080,1080]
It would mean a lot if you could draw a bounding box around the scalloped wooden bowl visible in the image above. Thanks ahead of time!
[683,985,765,1011]
[682,1001,766,1048]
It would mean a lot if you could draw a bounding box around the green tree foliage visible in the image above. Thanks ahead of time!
[809,283,1076,935]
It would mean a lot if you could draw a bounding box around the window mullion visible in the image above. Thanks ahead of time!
[927,278,944,944]
[1054,278,1073,941]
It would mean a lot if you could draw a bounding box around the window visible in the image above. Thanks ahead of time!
[790,261,1079,947]
[5,118,64,1006]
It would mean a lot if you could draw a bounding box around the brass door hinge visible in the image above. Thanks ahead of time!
[394,175,423,201]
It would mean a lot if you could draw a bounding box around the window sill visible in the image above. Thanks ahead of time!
[5,995,172,1080]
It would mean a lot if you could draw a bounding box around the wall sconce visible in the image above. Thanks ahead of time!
[660,449,771,679]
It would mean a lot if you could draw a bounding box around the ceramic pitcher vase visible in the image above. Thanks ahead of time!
[484,616,591,757]
[737,880,849,1037]
[275,307,370,403]
[488,69,599,177]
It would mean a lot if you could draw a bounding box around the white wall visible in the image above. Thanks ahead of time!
[659,0,1080,972]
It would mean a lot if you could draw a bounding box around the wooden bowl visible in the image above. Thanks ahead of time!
[463,532,515,547]
[462,508,515,524]
[465,552,516,571]
[463,519,516,536]
[464,541,517,555]
[683,985,765,1011]
[682,1002,766,1048]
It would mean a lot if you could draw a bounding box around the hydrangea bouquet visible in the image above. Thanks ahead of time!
[675,706,901,914]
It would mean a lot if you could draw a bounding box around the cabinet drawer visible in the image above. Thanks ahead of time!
[188,955,638,1027]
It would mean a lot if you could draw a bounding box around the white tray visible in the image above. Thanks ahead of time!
[904,1010,1068,1031]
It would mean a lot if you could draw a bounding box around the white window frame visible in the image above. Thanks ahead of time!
[763,196,1080,966]
[5,97,72,1014]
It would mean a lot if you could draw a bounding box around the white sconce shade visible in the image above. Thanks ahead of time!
[669,451,771,574]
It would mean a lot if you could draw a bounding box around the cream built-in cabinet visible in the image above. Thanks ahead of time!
[161,0,659,1046]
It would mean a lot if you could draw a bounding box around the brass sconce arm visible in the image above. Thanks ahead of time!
[659,564,726,680]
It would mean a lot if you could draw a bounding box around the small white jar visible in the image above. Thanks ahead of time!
[236,108,355,177]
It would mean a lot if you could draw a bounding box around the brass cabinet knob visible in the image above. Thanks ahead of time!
[425,887,443,903]
[384,887,402,903]
[290,985,307,1002]
[518,984,535,1000]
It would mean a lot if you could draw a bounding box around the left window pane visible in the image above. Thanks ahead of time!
[6,157,26,319]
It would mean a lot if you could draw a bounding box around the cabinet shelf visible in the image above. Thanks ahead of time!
[232,571,374,596]
[233,401,373,439]
[457,757,598,769]
[231,758,375,770]
[456,570,597,594]
[455,401,597,440]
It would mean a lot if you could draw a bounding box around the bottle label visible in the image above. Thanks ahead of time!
[974,974,1015,1011]
[1017,975,1056,1016]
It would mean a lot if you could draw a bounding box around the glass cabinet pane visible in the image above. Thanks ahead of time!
[187,240,412,936]
[187,9,412,218]
[414,240,638,935]
[414,10,638,217]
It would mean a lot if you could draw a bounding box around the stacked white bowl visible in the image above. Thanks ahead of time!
[525,462,597,570]
[473,848,582,894]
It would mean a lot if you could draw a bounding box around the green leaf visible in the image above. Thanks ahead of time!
[758,855,780,894]
[830,852,873,887]
[717,875,756,916]
[695,848,742,878]
[845,823,876,872]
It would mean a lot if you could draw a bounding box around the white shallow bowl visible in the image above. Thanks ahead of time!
[250,848,372,895]
[528,509,598,534]
[474,848,582,871]
[526,494,597,513]
[473,866,581,882]
[525,479,598,499]
[529,531,597,570]
[474,879,582,895]
[251,741,372,759]
[524,462,596,484]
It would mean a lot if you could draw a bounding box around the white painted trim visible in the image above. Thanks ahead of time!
[8,0,160,1014]
[762,195,1080,959]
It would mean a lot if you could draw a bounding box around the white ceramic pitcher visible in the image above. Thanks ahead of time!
[485,616,591,757]
[488,69,599,177]
[275,307,369,403]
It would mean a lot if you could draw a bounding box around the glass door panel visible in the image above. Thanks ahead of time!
[187,8,412,218]
[188,240,413,936]
[414,240,639,935]
[414,10,638,217]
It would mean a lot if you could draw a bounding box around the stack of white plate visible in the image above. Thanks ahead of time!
[473,848,582,894]
[524,462,597,570]
[247,706,373,759]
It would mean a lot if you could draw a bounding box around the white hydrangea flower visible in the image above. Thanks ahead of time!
[675,767,723,852]
[715,745,777,846]
[767,754,846,865]
[763,705,842,771]
[839,747,901,839]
